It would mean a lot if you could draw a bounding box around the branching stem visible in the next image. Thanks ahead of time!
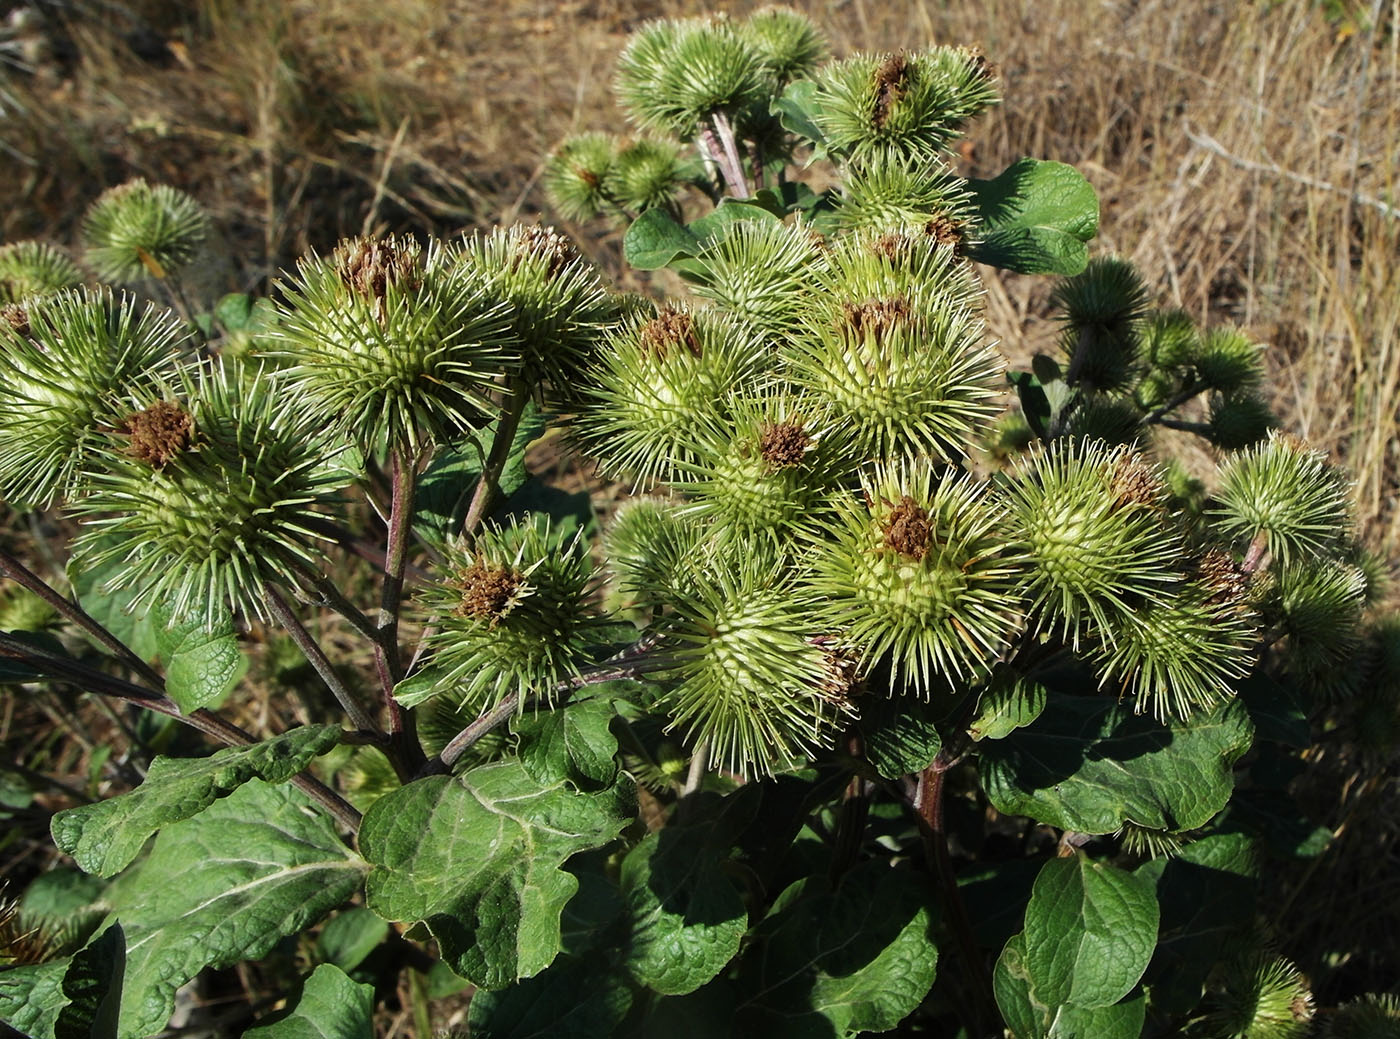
[462,382,530,538]
[374,446,425,777]
[265,586,381,738]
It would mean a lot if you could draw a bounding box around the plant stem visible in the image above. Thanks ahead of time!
[708,110,751,198]
[462,383,530,538]
[265,586,381,738]
[374,446,425,778]
[1143,384,1204,424]
[830,736,870,883]
[0,548,165,688]
[915,753,997,1037]
[0,631,362,831]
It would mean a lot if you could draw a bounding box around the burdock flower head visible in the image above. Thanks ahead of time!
[455,224,620,401]
[808,459,1026,695]
[81,179,209,285]
[0,287,191,508]
[408,514,603,714]
[72,360,359,627]
[0,241,83,303]
[273,233,518,453]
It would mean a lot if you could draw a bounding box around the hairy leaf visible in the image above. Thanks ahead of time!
[965,159,1098,275]
[979,695,1253,834]
[1021,856,1158,1009]
[516,697,620,789]
[152,596,247,712]
[243,964,373,1039]
[360,765,633,989]
[994,934,1146,1039]
[734,861,938,1037]
[52,725,342,877]
[104,781,366,1038]
[54,923,124,1039]
[315,908,389,973]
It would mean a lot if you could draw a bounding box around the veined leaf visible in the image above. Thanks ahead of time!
[243,964,374,1039]
[965,159,1098,275]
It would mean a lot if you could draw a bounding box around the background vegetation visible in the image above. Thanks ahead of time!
[1,0,1396,1033]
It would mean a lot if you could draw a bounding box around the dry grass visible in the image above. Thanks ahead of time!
[3,0,1400,1012]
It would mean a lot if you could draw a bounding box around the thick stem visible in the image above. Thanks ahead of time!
[462,384,530,538]
[1241,529,1272,575]
[915,754,997,1037]
[265,586,381,737]
[830,760,871,883]
[708,110,752,198]
[374,447,425,778]
[0,549,165,688]
[1142,383,1204,425]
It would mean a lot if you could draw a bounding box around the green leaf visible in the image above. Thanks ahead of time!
[749,182,819,219]
[621,984,737,1039]
[1136,832,1258,1014]
[964,159,1099,275]
[734,861,939,1037]
[243,964,373,1039]
[315,908,389,973]
[54,923,124,1039]
[516,698,620,789]
[151,596,246,712]
[52,725,342,877]
[413,401,547,543]
[0,960,70,1039]
[214,292,254,332]
[958,858,1043,951]
[621,201,780,271]
[970,675,1049,741]
[623,209,703,271]
[559,862,625,957]
[1021,856,1158,1009]
[772,79,828,161]
[979,695,1253,834]
[1224,788,1331,858]
[1008,372,1052,440]
[857,694,943,779]
[993,935,1146,1039]
[467,958,633,1039]
[619,826,747,995]
[360,765,634,989]
[104,781,366,1039]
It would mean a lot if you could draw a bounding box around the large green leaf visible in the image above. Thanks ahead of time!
[619,825,747,995]
[103,781,366,1038]
[1136,831,1258,1014]
[733,861,939,1037]
[467,958,634,1039]
[979,695,1253,834]
[993,936,1147,1039]
[413,401,547,543]
[68,551,158,663]
[54,923,124,1039]
[772,79,828,161]
[51,725,342,877]
[970,675,1049,741]
[0,960,70,1039]
[360,764,634,989]
[243,964,374,1039]
[964,159,1099,275]
[1021,856,1158,1009]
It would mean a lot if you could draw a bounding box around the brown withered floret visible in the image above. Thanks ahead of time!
[1196,548,1250,609]
[639,305,702,359]
[842,296,911,340]
[574,166,601,190]
[962,45,997,81]
[882,495,932,559]
[124,401,194,468]
[514,225,578,278]
[759,421,811,469]
[872,232,912,264]
[811,636,864,710]
[872,52,910,128]
[925,215,963,248]
[1109,452,1164,510]
[1,303,29,338]
[456,559,520,623]
[334,236,421,317]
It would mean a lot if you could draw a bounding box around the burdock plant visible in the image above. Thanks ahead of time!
[0,12,1391,1039]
